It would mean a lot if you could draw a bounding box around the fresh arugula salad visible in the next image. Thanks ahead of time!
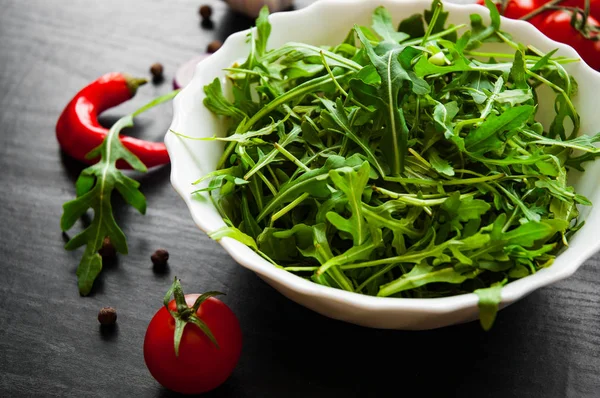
[175,0,600,329]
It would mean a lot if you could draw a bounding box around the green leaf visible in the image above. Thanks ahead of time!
[362,204,423,253]
[257,228,297,261]
[355,28,411,175]
[467,72,494,104]
[433,101,459,139]
[428,148,454,176]
[320,98,385,176]
[530,48,558,72]
[398,14,425,39]
[378,262,475,297]
[244,124,302,180]
[326,162,371,246]
[255,6,271,56]
[455,196,491,222]
[317,227,383,275]
[510,49,528,89]
[424,0,454,36]
[475,282,504,331]
[528,131,600,153]
[503,222,556,247]
[372,6,409,43]
[191,174,249,193]
[494,89,533,106]
[256,154,364,221]
[203,78,248,122]
[75,246,103,296]
[209,226,258,251]
[61,90,176,295]
[465,105,534,151]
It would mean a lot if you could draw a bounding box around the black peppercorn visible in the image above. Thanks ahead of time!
[98,307,117,325]
[98,236,116,258]
[207,40,222,53]
[150,62,164,83]
[199,4,212,20]
[151,249,169,268]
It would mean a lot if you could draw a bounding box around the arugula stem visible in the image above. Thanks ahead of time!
[217,142,237,170]
[283,266,319,272]
[408,148,432,168]
[454,118,484,136]
[421,1,443,46]
[403,24,467,47]
[384,173,505,186]
[356,263,397,292]
[270,192,310,225]
[464,51,579,63]
[320,51,371,112]
[274,143,311,172]
[265,42,362,71]
[374,187,477,205]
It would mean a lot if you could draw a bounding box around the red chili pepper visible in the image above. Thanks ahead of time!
[56,72,170,169]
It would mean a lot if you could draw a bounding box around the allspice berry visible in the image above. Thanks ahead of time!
[151,249,169,268]
[199,5,212,20]
[150,62,164,83]
[207,40,222,53]
[98,307,117,325]
[98,236,116,258]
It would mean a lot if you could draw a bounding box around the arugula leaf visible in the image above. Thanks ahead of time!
[203,78,247,122]
[255,6,271,56]
[61,90,179,295]
[209,225,259,251]
[465,105,534,152]
[355,27,425,175]
[378,262,478,297]
[428,148,454,176]
[475,282,504,331]
[256,154,363,221]
[326,162,371,245]
[503,222,556,247]
[372,6,410,43]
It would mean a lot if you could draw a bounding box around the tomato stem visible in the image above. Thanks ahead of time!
[519,0,566,21]
[163,277,224,356]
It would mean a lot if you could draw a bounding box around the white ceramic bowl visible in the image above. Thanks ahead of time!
[165,0,600,329]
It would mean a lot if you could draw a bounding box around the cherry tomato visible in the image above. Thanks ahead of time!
[478,0,600,19]
[144,293,243,395]
[536,10,600,70]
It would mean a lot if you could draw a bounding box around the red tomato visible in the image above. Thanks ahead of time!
[144,293,242,395]
[536,10,600,70]
[478,0,600,19]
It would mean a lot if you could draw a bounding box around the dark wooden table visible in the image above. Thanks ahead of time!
[1,0,599,397]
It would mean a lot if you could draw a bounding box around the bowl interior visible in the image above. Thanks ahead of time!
[165,0,600,313]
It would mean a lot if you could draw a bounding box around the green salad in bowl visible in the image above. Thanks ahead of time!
[167,0,600,329]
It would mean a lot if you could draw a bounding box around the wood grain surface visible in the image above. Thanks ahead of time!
[0,0,599,397]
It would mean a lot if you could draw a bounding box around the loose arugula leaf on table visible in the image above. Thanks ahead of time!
[184,1,600,330]
[61,90,180,295]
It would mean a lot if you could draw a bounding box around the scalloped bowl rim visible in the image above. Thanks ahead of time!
[165,0,600,317]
